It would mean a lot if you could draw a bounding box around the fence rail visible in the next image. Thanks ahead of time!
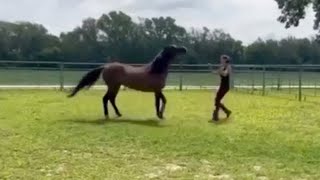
[1,60,320,102]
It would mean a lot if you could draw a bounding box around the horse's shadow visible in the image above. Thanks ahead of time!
[0,97,8,101]
[63,117,166,127]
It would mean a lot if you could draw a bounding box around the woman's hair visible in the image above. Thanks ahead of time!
[221,55,231,63]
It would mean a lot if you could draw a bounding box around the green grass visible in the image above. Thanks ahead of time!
[1,90,320,179]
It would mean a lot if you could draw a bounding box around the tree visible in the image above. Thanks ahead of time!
[137,16,187,61]
[97,11,137,60]
[0,21,61,61]
[274,0,320,39]
[3,10,320,65]
[245,39,279,64]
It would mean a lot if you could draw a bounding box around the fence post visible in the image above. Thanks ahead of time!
[230,65,235,89]
[298,65,303,102]
[289,80,291,94]
[59,62,64,91]
[179,62,183,91]
[262,66,266,96]
[277,70,281,91]
[208,63,213,89]
[251,68,255,94]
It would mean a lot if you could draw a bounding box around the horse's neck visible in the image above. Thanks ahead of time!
[148,55,170,74]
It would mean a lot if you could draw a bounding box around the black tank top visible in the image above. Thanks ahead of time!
[220,67,229,88]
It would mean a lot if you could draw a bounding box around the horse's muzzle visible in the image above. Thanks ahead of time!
[178,47,187,54]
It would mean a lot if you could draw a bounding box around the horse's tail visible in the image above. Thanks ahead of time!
[68,66,104,98]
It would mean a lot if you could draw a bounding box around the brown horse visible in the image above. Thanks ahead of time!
[68,45,187,119]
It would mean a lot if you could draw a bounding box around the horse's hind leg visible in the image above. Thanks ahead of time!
[103,91,110,119]
[155,93,161,118]
[109,85,122,117]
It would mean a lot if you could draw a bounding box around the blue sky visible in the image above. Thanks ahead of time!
[0,0,316,44]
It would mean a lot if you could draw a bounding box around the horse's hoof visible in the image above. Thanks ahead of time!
[105,115,109,120]
[226,111,232,118]
[157,113,164,119]
[116,113,122,117]
[212,118,219,121]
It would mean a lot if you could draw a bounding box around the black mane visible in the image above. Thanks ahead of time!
[149,52,170,74]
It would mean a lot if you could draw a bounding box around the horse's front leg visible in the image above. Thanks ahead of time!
[156,92,166,119]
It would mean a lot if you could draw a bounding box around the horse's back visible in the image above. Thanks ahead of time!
[103,62,144,77]
[101,62,125,85]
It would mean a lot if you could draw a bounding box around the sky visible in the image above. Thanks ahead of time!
[0,0,317,44]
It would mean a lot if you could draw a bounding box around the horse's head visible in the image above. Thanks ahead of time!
[161,45,187,60]
[150,45,187,74]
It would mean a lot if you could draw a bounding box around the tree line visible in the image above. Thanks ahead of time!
[0,11,320,64]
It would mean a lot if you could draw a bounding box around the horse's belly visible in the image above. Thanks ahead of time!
[122,75,165,92]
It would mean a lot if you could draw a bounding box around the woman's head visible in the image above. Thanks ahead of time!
[220,55,230,65]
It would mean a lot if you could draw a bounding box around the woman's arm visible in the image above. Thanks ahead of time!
[219,65,231,77]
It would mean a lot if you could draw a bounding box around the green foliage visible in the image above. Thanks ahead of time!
[1,10,320,64]
[274,0,320,40]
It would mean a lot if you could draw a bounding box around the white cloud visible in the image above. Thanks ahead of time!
[0,0,317,44]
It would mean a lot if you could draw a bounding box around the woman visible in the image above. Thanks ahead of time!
[213,55,232,121]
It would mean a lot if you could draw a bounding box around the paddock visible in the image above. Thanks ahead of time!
[1,61,320,179]
[1,89,320,179]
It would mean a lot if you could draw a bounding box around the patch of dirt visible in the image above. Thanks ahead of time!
[208,174,233,180]
[165,164,184,172]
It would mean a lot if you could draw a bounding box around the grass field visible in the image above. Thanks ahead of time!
[1,90,320,179]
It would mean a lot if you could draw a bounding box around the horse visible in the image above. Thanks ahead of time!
[68,45,187,119]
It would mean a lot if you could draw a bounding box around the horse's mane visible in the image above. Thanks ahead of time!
[149,51,170,74]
